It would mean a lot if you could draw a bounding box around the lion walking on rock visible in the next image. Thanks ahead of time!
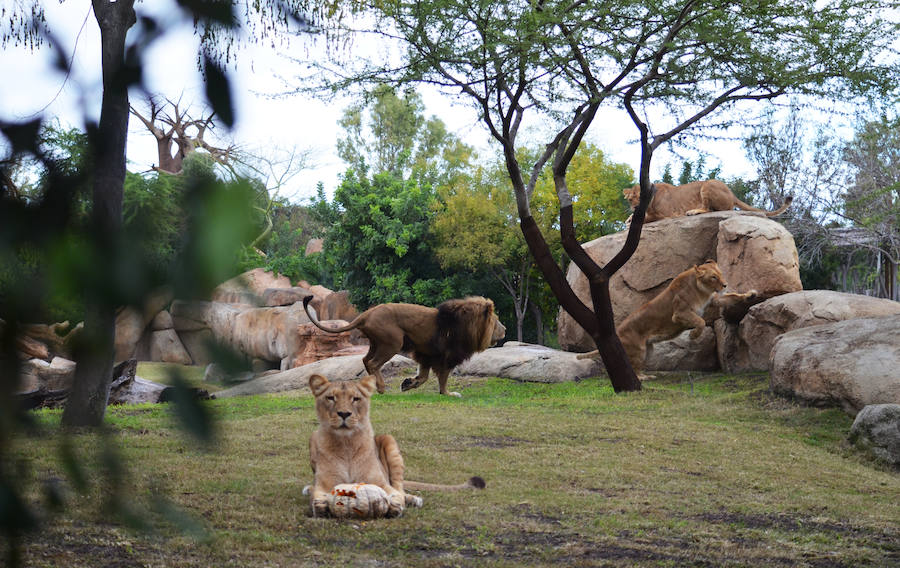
[302,295,505,396]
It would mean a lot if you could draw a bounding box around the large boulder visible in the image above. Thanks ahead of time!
[114,289,173,361]
[558,212,801,371]
[849,404,900,466]
[212,354,417,398]
[262,286,314,307]
[644,327,719,372]
[19,356,76,393]
[715,215,801,298]
[290,322,364,368]
[149,329,193,365]
[453,342,602,383]
[729,291,900,372]
[769,315,900,415]
[212,268,293,305]
[316,290,359,321]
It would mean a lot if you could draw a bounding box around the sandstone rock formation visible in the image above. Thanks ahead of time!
[212,268,292,305]
[305,238,324,256]
[291,322,364,368]
[262,286,314,307]
[769,315,900,414]
[849,404,900,466]
[715,215,801,298]
[114,289,173,361]
[726,291,900,373]
[170,300,314,370]
[644,327,719,372]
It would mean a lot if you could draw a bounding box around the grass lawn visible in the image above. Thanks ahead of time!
[6,372,899,567]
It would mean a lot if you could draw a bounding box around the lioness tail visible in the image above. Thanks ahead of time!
[404,476,486,492]
[735,194,793,216]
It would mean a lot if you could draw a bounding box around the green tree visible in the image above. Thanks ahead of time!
[314,169,459,307]
[840,114,900,299]
[432,162,552,341]
[434,143,633,342]
[337,85,474,187]
[533,142,634,239]
[307,0,899,392]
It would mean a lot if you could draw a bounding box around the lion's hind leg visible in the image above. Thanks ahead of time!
[686,181,716,215]
[363,341,403,394]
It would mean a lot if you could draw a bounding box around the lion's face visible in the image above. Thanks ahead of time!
[309,374,375,436]
[694,261,726,294]
[623,185,640,208]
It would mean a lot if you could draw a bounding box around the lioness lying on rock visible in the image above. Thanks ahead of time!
[624,180,792,223]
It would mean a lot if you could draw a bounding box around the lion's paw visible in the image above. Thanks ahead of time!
[405,494,424,508]
[386,493,406,518]
[400,378,420,392]
[689,327,704,340]
[312,498,330,518]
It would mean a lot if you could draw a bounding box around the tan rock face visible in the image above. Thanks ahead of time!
[769,315,900,415]
[715,216,802,298]
[170,300,314,370]
[262,286,314,307]
[149,329,193,365]
[289,323,362,368]
[305,238,324,256]
[212,268,293,304]
[737,291,900,372]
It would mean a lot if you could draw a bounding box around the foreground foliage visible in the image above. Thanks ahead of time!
[7,373,898,567]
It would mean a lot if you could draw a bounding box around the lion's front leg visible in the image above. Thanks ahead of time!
[374,433,410,517]
[672,299,707,339]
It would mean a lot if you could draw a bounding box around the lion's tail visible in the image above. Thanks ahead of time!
[404,476,486,492]
[734,195,793,216]
[302,295,360,333]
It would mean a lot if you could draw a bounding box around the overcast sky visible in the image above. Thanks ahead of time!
[0,1,765,202]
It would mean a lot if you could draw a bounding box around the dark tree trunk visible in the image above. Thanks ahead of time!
[529,303,543,345]
[62,0,136,428]
[520,209,643,393]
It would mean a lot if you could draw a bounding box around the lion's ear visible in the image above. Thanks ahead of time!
[309,374,330,397]
[358,375,376,397]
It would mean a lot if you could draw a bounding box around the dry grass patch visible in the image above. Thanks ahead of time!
[6,372,899,567]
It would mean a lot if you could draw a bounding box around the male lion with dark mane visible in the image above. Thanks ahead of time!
[302,296,505,396]
[623,179,792,224]
[305,373,485,518]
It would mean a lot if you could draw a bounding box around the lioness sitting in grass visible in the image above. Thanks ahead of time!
[306,373,485,518]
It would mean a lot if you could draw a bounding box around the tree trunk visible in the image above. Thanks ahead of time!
[62,0,136,428]
[519,215,642,392]
[529,303,544,345]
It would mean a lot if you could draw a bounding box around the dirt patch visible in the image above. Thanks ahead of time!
[466,435,528,448]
